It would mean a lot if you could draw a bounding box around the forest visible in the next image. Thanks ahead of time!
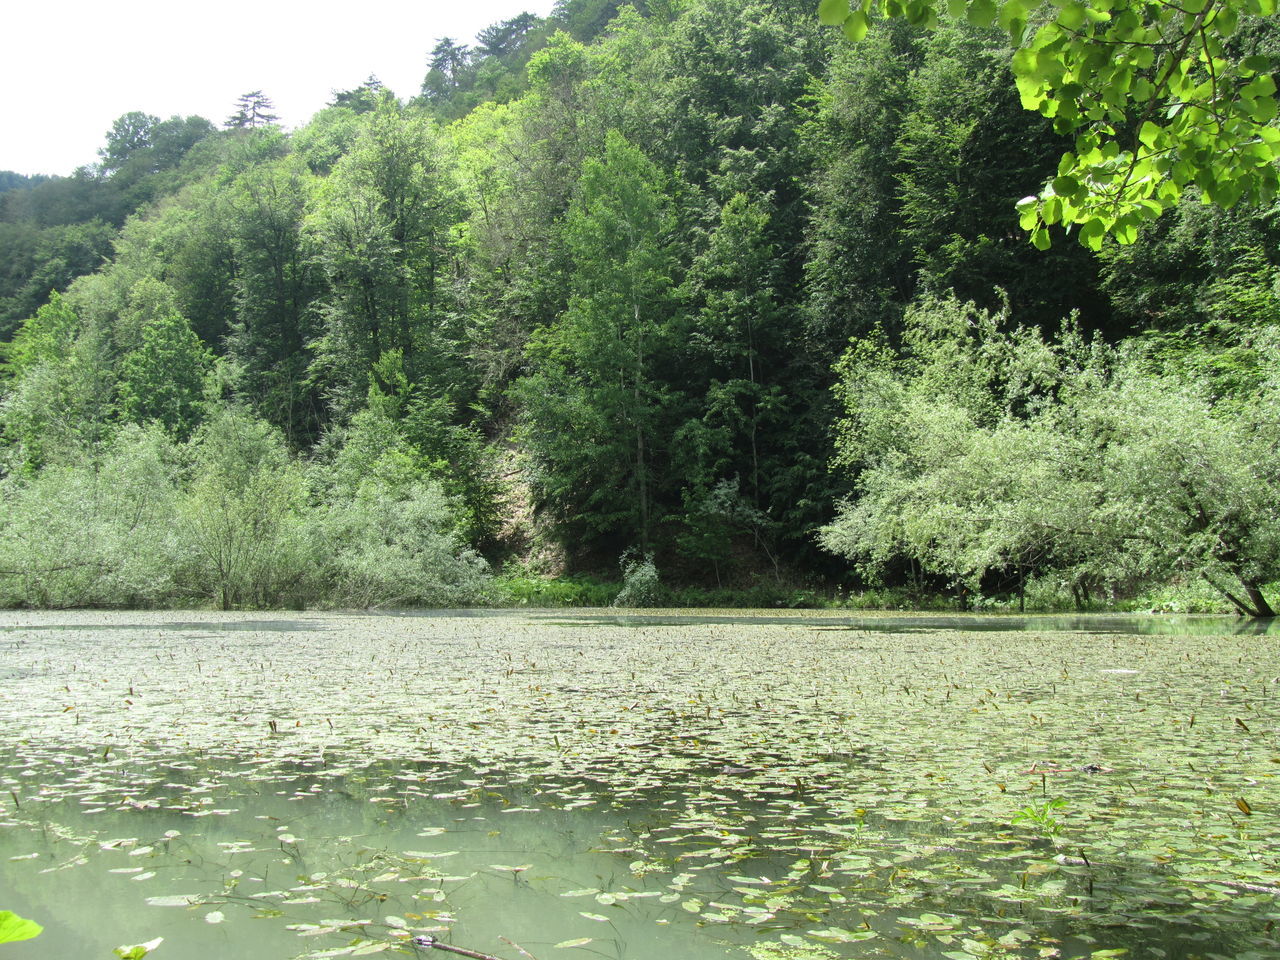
[0,0,1277,614]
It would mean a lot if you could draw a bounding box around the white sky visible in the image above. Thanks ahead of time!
[2,0,556,176]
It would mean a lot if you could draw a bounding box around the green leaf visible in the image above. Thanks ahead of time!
[966,0,996,27]
[1250,96,1278,123]
[1011,47,1039,80]
[114,938,164,960]
[1079,218,1105,251]
[1138,121,1162,149]
[999,0,1029,35]
[818,0,852,26]
[1056,2,1086,29]
[0,912,42,944]
[842,10,870,40]
[1018,199,1040,231]
[1051,175,1079,198]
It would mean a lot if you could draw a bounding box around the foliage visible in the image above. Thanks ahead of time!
[0,302,115,468]
[1011,797,1068,837]
[315,476,490,608]
[118,312,213,438]
[819,0,1280,247]
[517,130,679,553]
[226,91,278,129]
[310,406,491,608]
[495,573,620,606]
[308,101,465,416]
[181,408,313,609]
[0,0,1277,604]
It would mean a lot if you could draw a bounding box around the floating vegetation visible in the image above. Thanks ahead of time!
[1,610,1278,959]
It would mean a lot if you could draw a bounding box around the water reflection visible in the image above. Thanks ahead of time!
[533,611,1279,636]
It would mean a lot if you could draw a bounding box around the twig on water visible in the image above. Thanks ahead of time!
[411,936,510,960]
[498,936,542,960]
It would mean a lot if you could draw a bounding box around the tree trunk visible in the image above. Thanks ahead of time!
[1244,581,1277,619]
[634,301,650,551]
[1205,573,1277,619]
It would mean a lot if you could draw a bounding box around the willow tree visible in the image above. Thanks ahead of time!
[821,296,1280,616]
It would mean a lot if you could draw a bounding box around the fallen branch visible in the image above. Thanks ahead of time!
[412,936,510,960]
[498,936,541,960]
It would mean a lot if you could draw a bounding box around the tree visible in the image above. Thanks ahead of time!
[477,13,542,59]
[226,91,279,129]
[308,101,464,413]
[819,0,1280,247]
[222,157,323,443]
[0,425,184,607]
[421,38,474,114]
[330,75,387,114]
[118,312,213,439]
[99,112,160,173]
[182,408,311,609]
[311,405,491,606]
[516,131,679,552]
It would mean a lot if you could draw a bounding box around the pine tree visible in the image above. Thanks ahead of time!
[226,91,279,129]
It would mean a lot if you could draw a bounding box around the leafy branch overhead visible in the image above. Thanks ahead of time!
[819,0,1280,247]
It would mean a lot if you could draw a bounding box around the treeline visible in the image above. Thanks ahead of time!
[1,0,1278,611]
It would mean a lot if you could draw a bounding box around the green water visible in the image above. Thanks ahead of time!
[1,610,1278,960]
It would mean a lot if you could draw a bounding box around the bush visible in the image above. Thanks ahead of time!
[0,425,186,607]
[307,408,491,608]
[613,553,663,608]
[315,477,490,608]
[180,408,315,609]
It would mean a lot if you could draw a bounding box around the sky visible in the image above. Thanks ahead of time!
[2,0,557,176]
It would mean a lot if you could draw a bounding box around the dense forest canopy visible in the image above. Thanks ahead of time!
[0,0,1277,612]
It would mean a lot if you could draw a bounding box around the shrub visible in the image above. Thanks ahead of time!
[180,408,315,609]
[0,425,185,607]
[613,553,663,608]
[315,477,490,608]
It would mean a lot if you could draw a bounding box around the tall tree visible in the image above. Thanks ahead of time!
[517,131,679,553]
[223,157,324,443]
[308,101,464,412]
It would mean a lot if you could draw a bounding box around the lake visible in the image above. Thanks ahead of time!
[1,609,1277,960]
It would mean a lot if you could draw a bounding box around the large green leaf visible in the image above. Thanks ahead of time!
[0,912,42,945]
